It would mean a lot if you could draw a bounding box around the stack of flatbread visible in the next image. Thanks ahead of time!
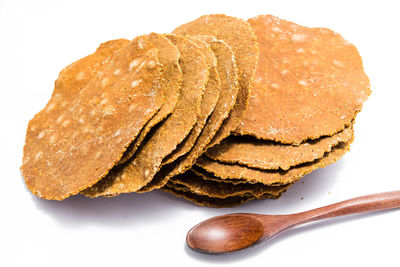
[21,14,370,207]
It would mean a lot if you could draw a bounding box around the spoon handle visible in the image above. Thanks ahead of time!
[293,190,400,225]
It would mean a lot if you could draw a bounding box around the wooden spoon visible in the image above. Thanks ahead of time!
[186,190,400,254]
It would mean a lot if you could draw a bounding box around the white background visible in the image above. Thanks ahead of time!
[1,0,400,266]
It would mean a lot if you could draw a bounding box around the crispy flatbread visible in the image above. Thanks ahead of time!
[139,36,239,192]
[235,15,370,144]
[83,35,208,197]
[22,36,165,200]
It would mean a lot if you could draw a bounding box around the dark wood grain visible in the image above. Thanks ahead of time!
[186,190,400,254]
[187,214,264,254]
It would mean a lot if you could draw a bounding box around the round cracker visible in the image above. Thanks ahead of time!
[139,36,239,192]
[22,35,165,200]
[82,35,208,197]
[118,33,182,164]
[195,141,352,185]
[173,14,259,147]
[207,124,353,171]
[162,36,220,165]
[235,15,371,144]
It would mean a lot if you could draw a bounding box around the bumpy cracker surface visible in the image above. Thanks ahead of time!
[53,39,129,100]
[118,33,182,164]
[235,15,370,144]
[83,35,208,197]
[207,125,353,171]
[173,14,258,147]
[169,170,290,198]
[162,36,220,165]
[22,36,165,200]
[162,184,278,208]
[140,36,239,191]
[196,141,351,185]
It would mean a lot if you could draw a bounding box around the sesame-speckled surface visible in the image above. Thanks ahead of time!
[22,36,164,200]
[118,33,182,165]
[141,36,240,192]
[138,36,222,192]
[83,35,208,197]
[53,39,130,101]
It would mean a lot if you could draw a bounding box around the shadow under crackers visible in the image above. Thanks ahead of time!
[33,160,343,229]
[32,188,195,228]
[32,154,348,260]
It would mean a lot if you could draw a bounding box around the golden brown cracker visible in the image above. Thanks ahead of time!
[169,170,291,198]
[235,15,370,144]
[139,36,239,192]
[162,184,279,208]
[196,141,352,185]
[82,35,208,197]
[173,14,259,147]
[22,35,165,200]
[162,36,220,165]
[207,125,353,171]
[118,33,182,164]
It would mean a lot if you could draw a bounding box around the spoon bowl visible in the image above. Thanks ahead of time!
[187,214,264,254]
